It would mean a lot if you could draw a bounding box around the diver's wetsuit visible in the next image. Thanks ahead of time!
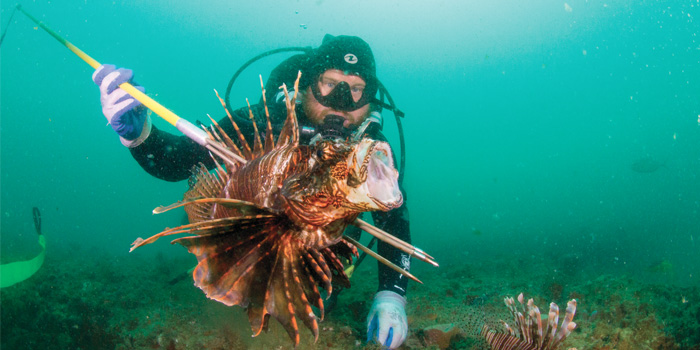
[128,56,411,298]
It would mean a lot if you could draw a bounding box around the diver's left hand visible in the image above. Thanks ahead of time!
[367,290,407,349]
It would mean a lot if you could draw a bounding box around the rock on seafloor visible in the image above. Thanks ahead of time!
[421,323,464,349]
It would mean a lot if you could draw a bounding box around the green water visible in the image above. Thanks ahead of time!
[1,0,699,346]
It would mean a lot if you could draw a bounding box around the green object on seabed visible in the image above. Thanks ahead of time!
[1,207,46,288]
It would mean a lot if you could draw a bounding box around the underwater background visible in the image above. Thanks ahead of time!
[1,0,699,349]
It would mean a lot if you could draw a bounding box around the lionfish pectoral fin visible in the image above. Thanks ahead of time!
[172,219,336,345]
[175,218,277,301]
[326,239,360,288]
[261,241,327,345]
[129,237,148,252]
[153,197,263,214]
[153,196,203,214]
[248,304,270,337]
[264,246,302,346]
[322,246,352,288]
[285,246,321,342]
[129,215,275,253]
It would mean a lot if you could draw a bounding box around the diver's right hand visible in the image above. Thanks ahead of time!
[92,64,148,141]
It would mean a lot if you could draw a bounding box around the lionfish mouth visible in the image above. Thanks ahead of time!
[365,142,403,210]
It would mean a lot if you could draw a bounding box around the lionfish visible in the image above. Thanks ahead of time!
[481,293,578,350]
[130,74,407,346]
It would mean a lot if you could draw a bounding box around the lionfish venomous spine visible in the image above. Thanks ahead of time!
[481,293,578,350]
[130,73,405,346]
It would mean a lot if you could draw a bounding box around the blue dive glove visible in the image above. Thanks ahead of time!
[367,291,408,349]
[92,64,149,143]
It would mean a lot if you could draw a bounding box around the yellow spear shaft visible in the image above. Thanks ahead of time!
[17,5,183,127]
[14,4,248,165]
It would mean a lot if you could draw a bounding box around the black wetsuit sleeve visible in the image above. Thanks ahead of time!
[369,129,412,298]
[129,105,266,182]
[128,125,211,182]
[372,189,411,297]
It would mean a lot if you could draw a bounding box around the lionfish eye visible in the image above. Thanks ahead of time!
[347,170,362,188]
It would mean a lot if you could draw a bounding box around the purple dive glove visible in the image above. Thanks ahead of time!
[92,64,148,142]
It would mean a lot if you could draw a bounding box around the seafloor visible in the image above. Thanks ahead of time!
[1,245,698,350]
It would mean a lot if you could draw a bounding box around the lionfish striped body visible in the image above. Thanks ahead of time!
[130,78,403,346]
[481,293,578,350]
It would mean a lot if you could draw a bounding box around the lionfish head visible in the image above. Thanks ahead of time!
[283,138,403,224]
[344,138,403,211]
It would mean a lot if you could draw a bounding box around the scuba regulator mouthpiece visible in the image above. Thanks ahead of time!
[317,115,351,139]
[304,112,384,145]
[302,114,354,145]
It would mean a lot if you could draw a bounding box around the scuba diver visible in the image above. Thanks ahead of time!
[93,34,411,349]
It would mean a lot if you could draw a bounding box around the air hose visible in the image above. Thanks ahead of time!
[224,47,312,115]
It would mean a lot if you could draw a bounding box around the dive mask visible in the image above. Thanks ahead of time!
[310,78,376,112]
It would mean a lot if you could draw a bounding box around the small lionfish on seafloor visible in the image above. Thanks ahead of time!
[481,293,578,350]
[129,73,437,347]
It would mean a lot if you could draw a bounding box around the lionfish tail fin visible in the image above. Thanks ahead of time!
[183,163,277,222]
